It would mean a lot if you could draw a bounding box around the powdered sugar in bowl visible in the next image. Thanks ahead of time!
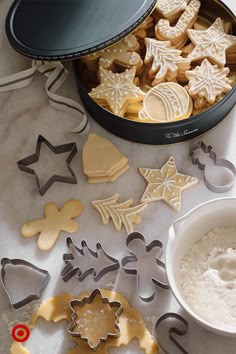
[166,198,236,336]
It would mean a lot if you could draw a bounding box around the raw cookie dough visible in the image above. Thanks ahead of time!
[10,290,159,354]
[21,200,83,251]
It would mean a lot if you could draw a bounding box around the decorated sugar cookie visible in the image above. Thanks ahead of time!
[83,35,142,71]
[139,82,192,122]
[156,0,190,21]
[156,0,201,48]
[139,157,198,211]
[185,59,233,107]
[144,38,191,85]
[89,67,145,116]
[187,17,236,67]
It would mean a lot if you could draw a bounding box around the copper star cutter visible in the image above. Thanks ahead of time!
[122,232,169,302]
[190,140,236,193]
[68,289,122,351]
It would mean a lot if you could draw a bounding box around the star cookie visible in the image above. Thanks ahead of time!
[144,38,191,85]
[139,157,198,211]
[185,59,233,107]
[187,17,236,67]
[89,67,145,116]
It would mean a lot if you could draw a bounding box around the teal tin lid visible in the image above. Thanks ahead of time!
[5,0,157,60]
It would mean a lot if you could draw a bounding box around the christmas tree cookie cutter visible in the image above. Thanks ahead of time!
[17,135,78,195]
[68,288,122,351]
[155,313,189,354]
[1,258,50,309]
[121,232,169,302]
[61,237,120,282]
[190,140,236,193]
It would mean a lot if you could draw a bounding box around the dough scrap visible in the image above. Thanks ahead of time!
[10,290,159,354]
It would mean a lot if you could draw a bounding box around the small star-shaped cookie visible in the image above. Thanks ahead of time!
[187,18,236,67]
[89,67,145,116]
[139,157,198,211]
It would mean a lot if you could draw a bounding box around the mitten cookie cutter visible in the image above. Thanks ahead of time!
[155,313,189,354]
[68,288,122,351]
[61,237,120,282]
[122,232,169,302]
[190,140,236,193]
[17,135,78,195]
[1,258,50,309]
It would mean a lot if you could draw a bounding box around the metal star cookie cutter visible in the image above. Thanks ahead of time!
[1,258,50,309]
[121,232,169,302]
[61,237,120,282]
[190,140,236,193]
[68,288,122,351]
[17,135,78,195]
[155,313,189,354]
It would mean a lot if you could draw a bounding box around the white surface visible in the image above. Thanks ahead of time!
[0,0,236,353]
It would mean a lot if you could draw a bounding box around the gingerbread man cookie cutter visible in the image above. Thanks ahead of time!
[17,135,78,195]
[190,140,236,193]
[68,288,122,351]
[61,237,120,282]
[155,313,189,354]
[1,258,50,309]
[121,232,169,302]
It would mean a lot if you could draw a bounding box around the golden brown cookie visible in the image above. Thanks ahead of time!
[139,156,198,211]
[89,67,145,116]
[187,17,236,67]
[21,200,83,251]
[155,0,201,48]
[82,35,142,72]
[185,59,233,108]
[139,82,193,122]
[155,0,190,23]
[144,38,191,85]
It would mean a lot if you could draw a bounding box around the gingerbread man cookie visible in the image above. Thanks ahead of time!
[83,35,142,72]
[21,200,83,251]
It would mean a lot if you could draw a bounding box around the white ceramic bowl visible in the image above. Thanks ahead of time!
[166,197,236,337]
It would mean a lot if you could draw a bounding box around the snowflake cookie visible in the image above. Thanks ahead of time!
[185,59,233,108]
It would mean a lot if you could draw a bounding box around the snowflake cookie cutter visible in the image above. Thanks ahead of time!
[190,140,236,193]
[155,313,189,354]
[17,135,78,195]
[68,288,122,351]
[61,237,120,282]
[121,232,169,302]
[1,258,50,309]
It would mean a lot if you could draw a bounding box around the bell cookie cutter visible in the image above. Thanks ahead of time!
[1,258,50,309]
[155,313,189,354]
[121,232,169,302]
[17,135,78,195]
[190,140,236,193]
[61,237,120,282]
[68,288,122,351]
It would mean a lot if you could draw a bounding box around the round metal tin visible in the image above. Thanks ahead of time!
[5,0,157,60]
[75,0,236,145]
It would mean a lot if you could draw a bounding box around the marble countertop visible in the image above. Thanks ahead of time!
[0,0,236,353]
